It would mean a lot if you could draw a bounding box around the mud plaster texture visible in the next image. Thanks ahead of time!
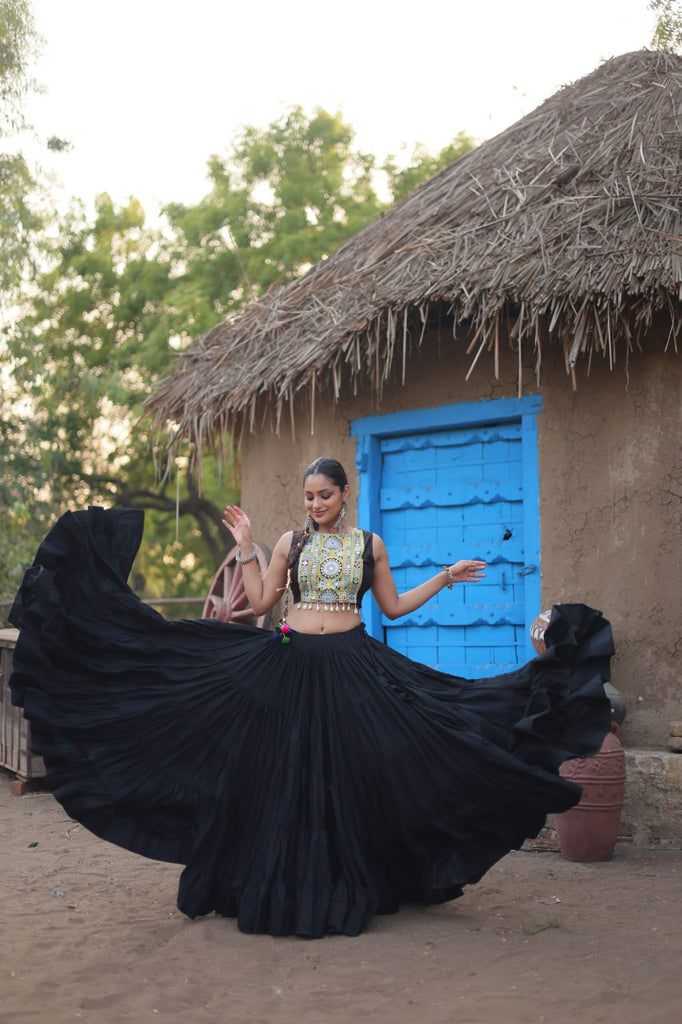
[241,331,681,749]
[2,773,681,1024]
[538,351,681,750]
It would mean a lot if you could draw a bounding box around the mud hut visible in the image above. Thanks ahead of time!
[149,50,682,770]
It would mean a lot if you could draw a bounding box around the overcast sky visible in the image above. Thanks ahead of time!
[24,0,656,218]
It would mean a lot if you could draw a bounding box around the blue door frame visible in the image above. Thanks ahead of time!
[351,395,543,671]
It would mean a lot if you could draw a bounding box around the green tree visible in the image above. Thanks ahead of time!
[0,0,42,304]
[383,133,477,202]
[0,0,46,610]
[4,192,238,611]
[0,0,38,125]
[3,105,476,614]
[650,0,682,51]
[163,107,386,319]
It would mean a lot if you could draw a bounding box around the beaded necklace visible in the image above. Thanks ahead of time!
[296,528,364,613]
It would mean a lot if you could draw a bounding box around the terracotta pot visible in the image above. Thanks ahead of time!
[554,725,626,862]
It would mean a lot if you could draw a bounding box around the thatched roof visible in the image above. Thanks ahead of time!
[148,49,682,450]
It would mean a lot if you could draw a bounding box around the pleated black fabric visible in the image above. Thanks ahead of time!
[9,507,613,938]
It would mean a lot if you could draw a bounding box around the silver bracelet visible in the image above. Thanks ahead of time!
[235,543,259,564]
[442,565,455,589]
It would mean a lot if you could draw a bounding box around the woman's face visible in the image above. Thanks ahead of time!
[303,473,350,531]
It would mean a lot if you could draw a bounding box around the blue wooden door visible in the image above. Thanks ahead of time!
[352,396,542,678]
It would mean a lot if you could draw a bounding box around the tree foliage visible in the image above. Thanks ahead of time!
[383,133,476,202]
[0,0,45,608]
[0,0,39,133]
[164,107,384,323]
[649,0,682,51]
[0,0,42,304]
[3,191,239,608]
[2,98,476,613]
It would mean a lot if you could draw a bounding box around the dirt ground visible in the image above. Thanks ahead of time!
[1,771,681,1024]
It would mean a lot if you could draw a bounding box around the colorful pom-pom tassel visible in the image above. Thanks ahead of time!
[274,621,292,645]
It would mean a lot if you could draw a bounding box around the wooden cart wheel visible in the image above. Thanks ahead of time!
[202,543,272,629]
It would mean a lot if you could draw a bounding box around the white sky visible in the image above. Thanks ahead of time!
[23,0,656,219]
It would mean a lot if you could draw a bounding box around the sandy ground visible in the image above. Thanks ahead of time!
[1,771,681,1024]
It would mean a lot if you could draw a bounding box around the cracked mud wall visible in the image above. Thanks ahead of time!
[241,328,680,749]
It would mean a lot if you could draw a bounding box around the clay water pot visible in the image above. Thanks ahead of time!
[554,725,626,862]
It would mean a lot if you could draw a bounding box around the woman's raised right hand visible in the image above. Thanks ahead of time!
[222,505,254,551]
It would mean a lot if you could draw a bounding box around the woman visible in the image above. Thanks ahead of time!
[9,456,613,939]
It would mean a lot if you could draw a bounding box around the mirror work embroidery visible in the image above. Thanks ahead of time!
[297,528,365,613]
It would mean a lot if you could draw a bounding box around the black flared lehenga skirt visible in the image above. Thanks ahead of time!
[9,507,613,938]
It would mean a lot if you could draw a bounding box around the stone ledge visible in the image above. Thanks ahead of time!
[526,748,682,852]
[620,748,682,847]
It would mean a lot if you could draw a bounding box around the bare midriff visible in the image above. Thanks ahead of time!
[285,606,361,635]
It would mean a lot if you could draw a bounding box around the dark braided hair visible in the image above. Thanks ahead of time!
[287,457,349,567]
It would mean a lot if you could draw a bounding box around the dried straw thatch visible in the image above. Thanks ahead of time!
[148,50,682,451]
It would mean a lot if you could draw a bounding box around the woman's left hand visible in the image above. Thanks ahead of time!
[446,560,487,582]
